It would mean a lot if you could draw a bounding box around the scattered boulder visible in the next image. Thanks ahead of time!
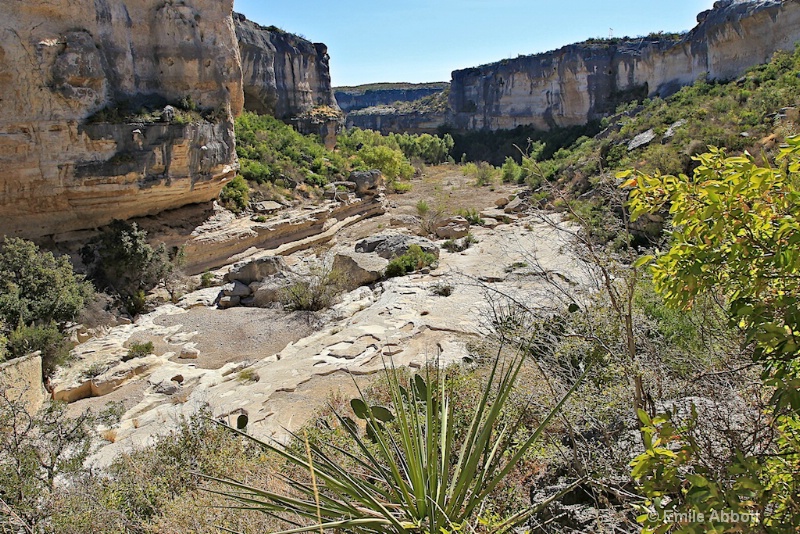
[390,214,421,227]
[225,256,287,285]
[355,234,439,259]
[495,196,510,208]
[251,272,299,307]
[504,197,527,214]
[333,251,389,290]
[349,169,384,195]
[218,295,241,309]
[179,346,199,359]
[253,200,284,214]
[434,216,470,239]
[662,120,686,143]
[628,129,656,151]
[222,281,251,298]
[154,382,179,396]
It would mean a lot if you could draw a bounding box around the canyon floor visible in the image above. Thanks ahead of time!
[57,166,586,465]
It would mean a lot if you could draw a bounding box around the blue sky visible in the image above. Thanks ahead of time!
[233,1,716,87]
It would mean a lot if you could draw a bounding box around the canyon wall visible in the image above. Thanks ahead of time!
[0,0,243,239]
[448,0,800,131]
[335,83,449,113]
[235,13,338,118]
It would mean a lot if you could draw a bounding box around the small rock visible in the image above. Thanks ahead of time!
[240,296,256,307]
[504,197,526,214]
[434,216,470,239]
[155,382,179,396]
[218,295,241,309]
[349,169,384,195]
[253,200,283,214]
[482,217,499,229]
[389,214,421,227]
[171,375,184,384]
[628,129,656,151]
[495,197,510,208]
[179,347,200,359]
[662,120,686,142]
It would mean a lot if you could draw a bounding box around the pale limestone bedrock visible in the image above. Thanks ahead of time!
[0,0,243,238]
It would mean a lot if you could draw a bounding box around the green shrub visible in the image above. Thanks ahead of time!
[219,175,250,213]
[385,245,437,277]
[456,207,484,226]
[124,341,154,362]
[199,271,215,288]
[7,322,71,379]
[0,237,93,329]
[81,221,177,316]
[280,266,345,311]
[210,356,586,533]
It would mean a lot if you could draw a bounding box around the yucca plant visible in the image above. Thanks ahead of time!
[205,355,587,533]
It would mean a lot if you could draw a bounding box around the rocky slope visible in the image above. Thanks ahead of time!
[335,82,449,112]
[0,0,244,239]
[234,13,338,118]
[448,0,800,130]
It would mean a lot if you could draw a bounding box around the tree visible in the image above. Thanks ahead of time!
[81,221,177,315]
[0,237,93,329]
[622,137,800,532]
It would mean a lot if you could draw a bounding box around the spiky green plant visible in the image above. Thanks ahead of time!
[205,355,586,533]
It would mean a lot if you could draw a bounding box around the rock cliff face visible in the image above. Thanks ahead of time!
[0,0,243,239]
[335,83,449,113]
[234,13,338,118]
[449,0,800,130]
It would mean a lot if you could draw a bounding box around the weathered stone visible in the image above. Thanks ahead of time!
[0,354,47,414]
[154,382,179,396]
[179,347,200,359]
[434,216,470,239]
[504,197,527,214]
[251,273,299,307]
[495,197,510,208]
[222,281,251,298]
[628,129,657,151]
[234,13,338,118]
[390,214,421,228]
[225,256,287,285]
[332,251,389,290]
[349,170,385,195]
[0,0,243,239]
[355,234,439,259]
[218,296,241,309]
[662,120,687,142]
[254,201,284,213]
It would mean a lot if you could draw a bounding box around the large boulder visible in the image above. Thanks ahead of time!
[225,256,288,285]
[349,170,384,195]
[221,280,252,298]
[355,234,439,260]
[250,272,300,307]
[434,216,470,239]
[333,251,389,290]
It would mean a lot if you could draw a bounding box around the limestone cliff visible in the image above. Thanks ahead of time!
[335,83,449,113]
[234,13,338,118]
[449,0,800,130]
[0,0,243,239]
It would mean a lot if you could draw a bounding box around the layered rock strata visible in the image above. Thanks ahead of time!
[0,0,243,239]
[234,13,338,118]
[335,83,449,112]
[449,0,800,131]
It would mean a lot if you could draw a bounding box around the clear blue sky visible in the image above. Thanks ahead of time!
[233,1,716,87]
